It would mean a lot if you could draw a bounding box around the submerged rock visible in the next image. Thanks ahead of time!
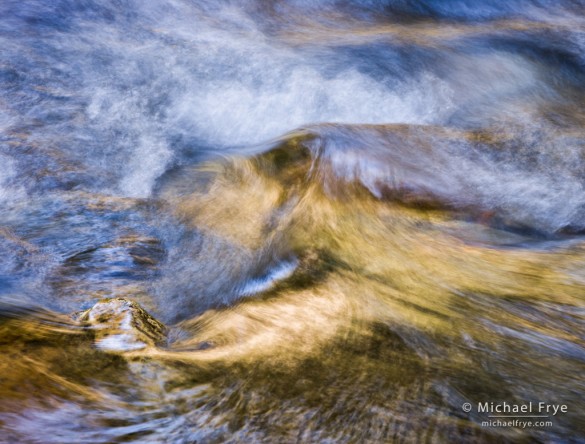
[77,298,166,352]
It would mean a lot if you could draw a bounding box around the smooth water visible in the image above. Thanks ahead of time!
[1,1,585,442]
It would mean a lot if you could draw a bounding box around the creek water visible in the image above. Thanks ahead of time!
[1,1,585,442]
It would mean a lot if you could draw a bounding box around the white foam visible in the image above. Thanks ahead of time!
[96,334,148,352]
[171,63,453,146]
[118,135,173,198]
[239,259,298,296]
[9,1,579,210]
[72,3,456,198]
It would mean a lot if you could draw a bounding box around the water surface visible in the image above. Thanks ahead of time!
[1,1,585,442]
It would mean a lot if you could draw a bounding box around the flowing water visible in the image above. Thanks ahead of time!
[1,1,585,442]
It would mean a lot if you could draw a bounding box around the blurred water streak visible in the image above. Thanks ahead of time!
[1,1,585,442]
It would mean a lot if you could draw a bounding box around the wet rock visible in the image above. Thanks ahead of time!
[77,298,166,352]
